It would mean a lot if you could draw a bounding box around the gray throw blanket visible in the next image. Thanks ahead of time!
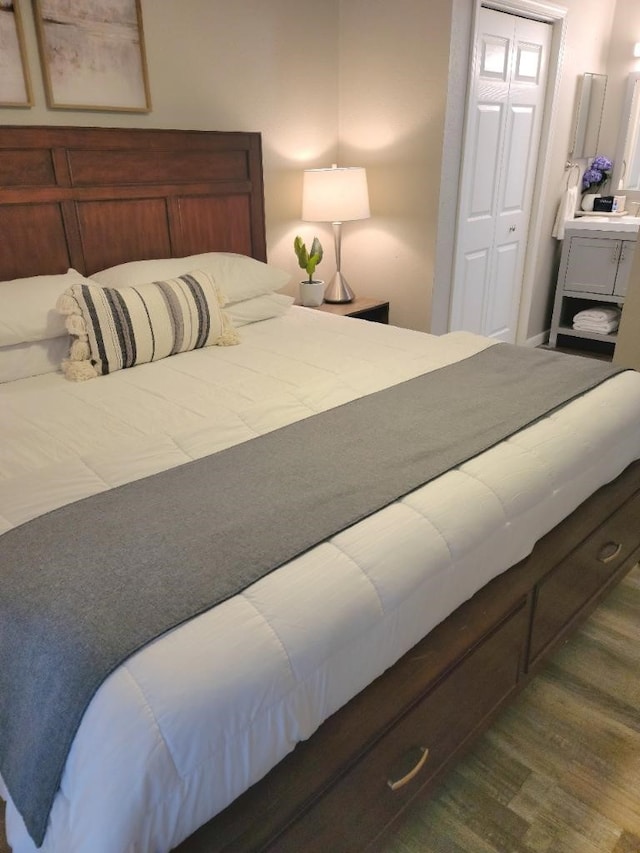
[0,343,625,845]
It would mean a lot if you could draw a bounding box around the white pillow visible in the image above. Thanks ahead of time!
[57,270,239,381]
[225,293,294,326]
[0,269,92,346]
[0,337,70,383]
[90,253,291,303]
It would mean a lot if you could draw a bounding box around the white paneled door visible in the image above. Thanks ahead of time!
[450,7,551,341]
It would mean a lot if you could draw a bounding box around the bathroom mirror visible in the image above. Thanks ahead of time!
[612,72,640,191]
[571,72,608,159]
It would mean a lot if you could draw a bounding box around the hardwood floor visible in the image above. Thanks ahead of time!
[1,567,638,853]
[375,564,640,853]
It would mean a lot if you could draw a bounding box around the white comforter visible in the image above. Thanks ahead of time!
[2,308,640,853]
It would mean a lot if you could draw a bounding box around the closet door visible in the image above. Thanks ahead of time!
[450,7,551,341]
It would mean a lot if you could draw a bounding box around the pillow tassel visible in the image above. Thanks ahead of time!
[70,338,91,361]
[66,314,88,337]
[56,292,80,315]
[61,358,98,381]
[218,315,241,346]
[56,288,96,379]
[57,289,88,337]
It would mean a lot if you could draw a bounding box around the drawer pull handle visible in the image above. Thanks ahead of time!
[387,746,429,791]
[598,541,622,563]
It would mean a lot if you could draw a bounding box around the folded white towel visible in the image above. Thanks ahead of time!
[573,306,621,323]
[573,319,619,334]
[552,185,578,240]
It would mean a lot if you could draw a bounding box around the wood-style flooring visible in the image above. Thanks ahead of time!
[1,566,638,853]
[375,564,640,853]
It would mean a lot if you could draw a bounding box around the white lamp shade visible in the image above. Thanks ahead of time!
[302,166,370,223]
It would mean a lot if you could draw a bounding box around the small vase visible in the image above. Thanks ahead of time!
[580,193,601,212]
[299,279,325,307]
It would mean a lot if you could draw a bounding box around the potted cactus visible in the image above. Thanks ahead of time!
[294,235,325,306]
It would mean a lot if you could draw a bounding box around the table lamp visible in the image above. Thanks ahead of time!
[302,164,370,303]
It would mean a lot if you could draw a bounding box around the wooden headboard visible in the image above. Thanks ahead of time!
[0,126,267,281]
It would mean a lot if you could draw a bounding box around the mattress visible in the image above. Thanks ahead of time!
[2,307,640,853]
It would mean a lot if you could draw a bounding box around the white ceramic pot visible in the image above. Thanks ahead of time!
[299,279,325,307]
[580,193,600,212]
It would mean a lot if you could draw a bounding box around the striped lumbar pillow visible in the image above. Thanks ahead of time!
[57,270,239,380]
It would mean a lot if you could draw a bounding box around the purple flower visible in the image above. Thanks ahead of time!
[591,155,612,172]
[582,168,602,190]
[582,154,612,191]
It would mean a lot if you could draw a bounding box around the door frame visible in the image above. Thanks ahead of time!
[432,0,568,345]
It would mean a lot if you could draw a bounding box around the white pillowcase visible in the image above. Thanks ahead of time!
[225,293,294,326]
[57,270,239,381]
[0,269,92,347]
[0,337,70,383]
[90,253,291,304]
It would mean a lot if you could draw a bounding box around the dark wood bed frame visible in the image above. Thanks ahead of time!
[1,126,639,853]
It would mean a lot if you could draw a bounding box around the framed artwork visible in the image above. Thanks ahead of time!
[0,1,33,107]
[33,0,151,112]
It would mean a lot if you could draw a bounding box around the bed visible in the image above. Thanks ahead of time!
[1,126,640,853]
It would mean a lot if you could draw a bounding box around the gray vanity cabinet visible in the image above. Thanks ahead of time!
[549,226,637,348]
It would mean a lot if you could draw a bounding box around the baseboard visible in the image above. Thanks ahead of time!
[524,330,549,348]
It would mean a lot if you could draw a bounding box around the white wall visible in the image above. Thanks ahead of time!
[522,0,640,339]
[600,0,640,170]
[524,0,616,340]
[337,0,620,338]
[2,0,341,293]
[337,0,452,332]
[4,0,452,328]
[3,0,638,336]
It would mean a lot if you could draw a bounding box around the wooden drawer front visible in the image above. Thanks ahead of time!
[529,490,640,665]
[270,604,526,852]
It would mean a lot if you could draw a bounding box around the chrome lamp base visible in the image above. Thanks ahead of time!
[323,271,354,303]
[323,221,355,303]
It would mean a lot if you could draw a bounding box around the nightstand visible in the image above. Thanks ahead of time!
[305,297,390,324]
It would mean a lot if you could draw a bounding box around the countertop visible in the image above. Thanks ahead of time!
[568,214,640,233]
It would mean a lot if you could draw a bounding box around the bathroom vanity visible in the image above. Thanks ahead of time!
[549,216,640,351]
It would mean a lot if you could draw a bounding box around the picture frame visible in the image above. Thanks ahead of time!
[33,0,151,112]
[0,1,33,108]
